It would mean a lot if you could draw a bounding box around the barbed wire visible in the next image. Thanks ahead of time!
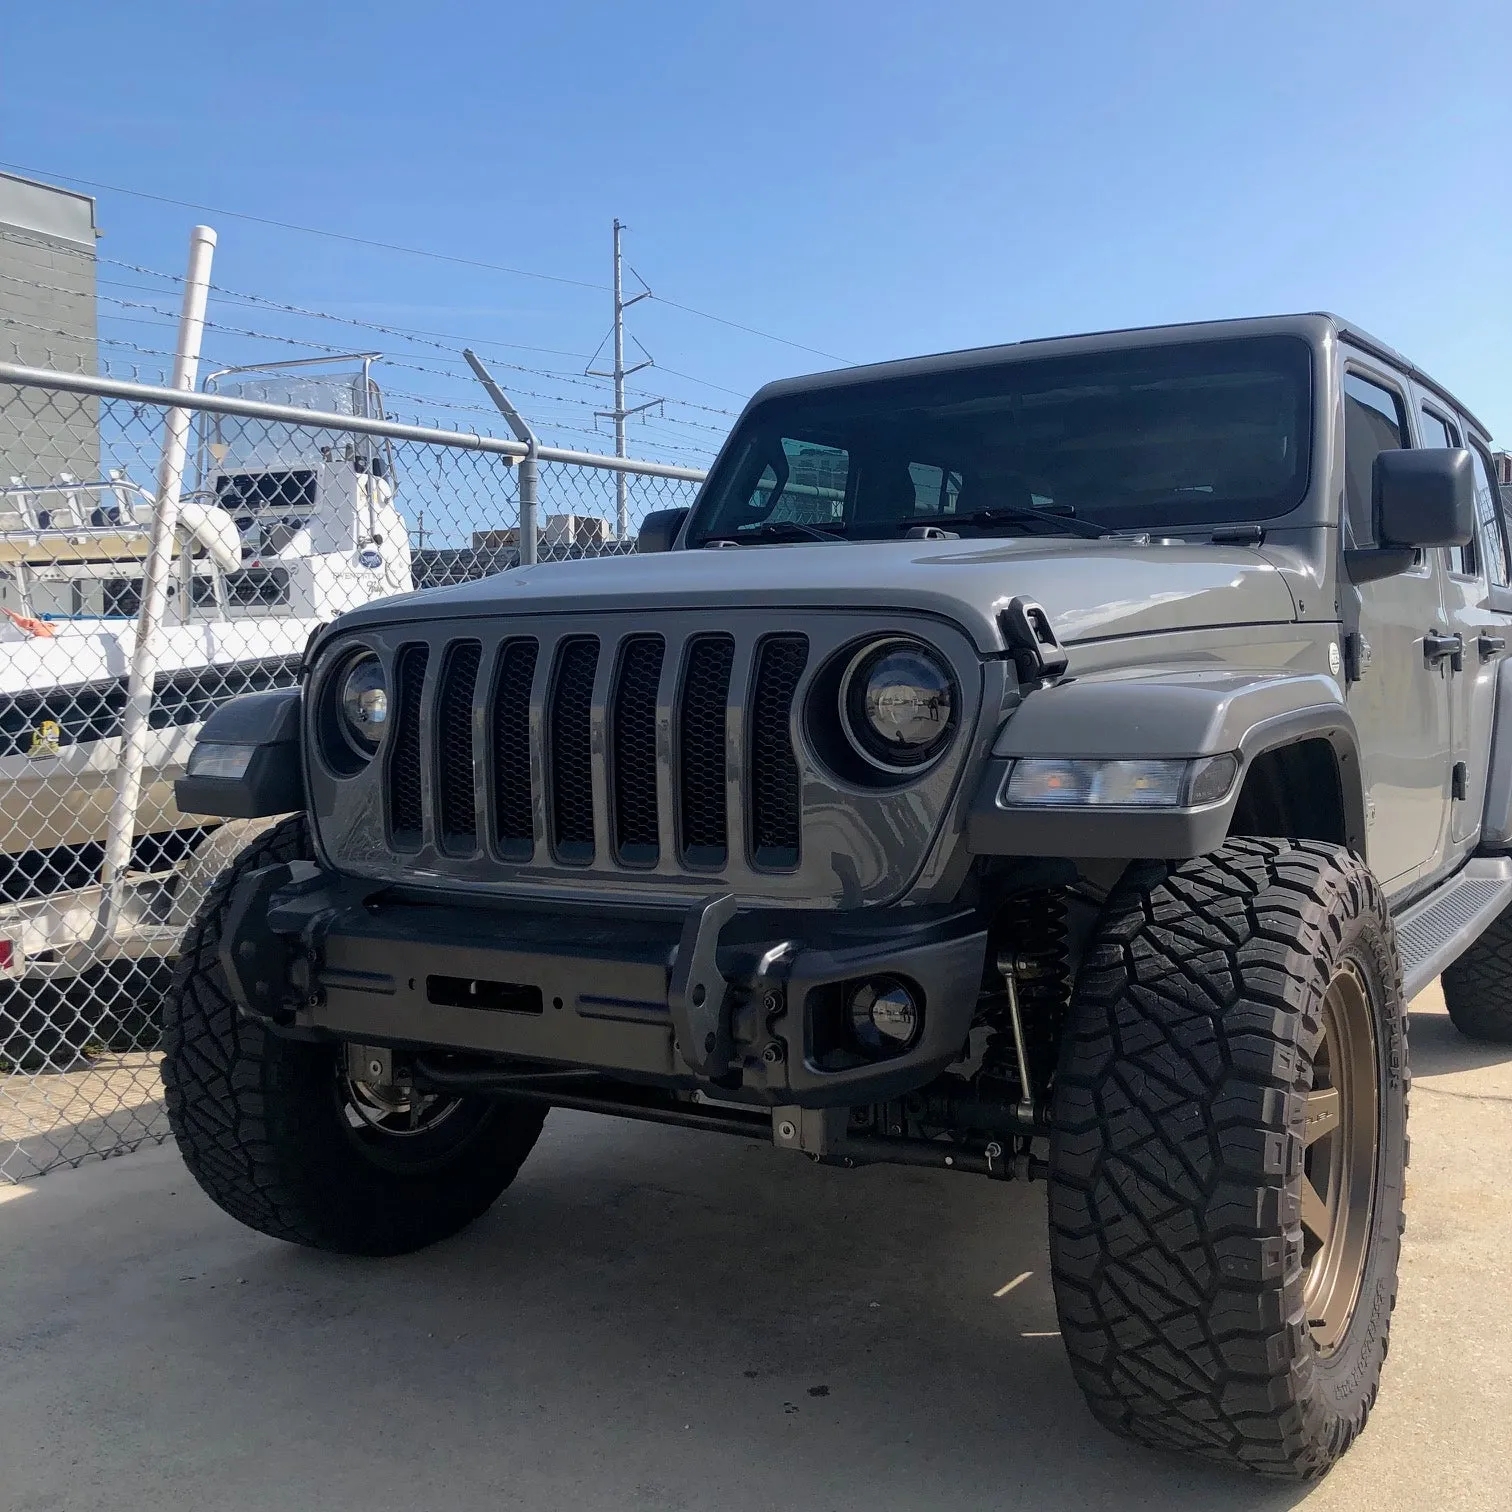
[1,316,718,462]
[0,266,739,420]
[3,227,750,410]
[0,232,733,463]
[0,309,729,455]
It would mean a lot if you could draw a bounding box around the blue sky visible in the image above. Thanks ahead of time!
[2,0,1510,461]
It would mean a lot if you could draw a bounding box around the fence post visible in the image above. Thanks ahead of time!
[463,348,537,566]
[518,445,538,566]
[95,224,216,939]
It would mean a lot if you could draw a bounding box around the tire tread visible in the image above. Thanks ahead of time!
[160,817,544,1254]
[1048,838,1405,1479]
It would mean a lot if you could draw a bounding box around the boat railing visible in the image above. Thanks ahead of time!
[0,470,155,535]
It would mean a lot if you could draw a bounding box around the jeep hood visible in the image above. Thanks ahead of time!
[339,537,1296,654]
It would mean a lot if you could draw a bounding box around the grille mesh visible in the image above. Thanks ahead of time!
[492,638,539,860]
[612,636,664,865]
[388,644,429,847]
[749,635,807,868]
[679,636,734,866]
[549,637,599,862]
[378,627,814,877]
[435,640,481,848]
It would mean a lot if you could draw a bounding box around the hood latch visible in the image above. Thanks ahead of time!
[999,596,1068,686]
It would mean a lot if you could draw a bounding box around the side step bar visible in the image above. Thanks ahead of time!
[1393,855,1512,1002]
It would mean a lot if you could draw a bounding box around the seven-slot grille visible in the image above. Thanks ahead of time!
[383,629,809,873]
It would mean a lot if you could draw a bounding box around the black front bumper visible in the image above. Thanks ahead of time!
[238,871,988,1108]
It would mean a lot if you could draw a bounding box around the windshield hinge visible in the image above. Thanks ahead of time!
[1211,525,1265,546]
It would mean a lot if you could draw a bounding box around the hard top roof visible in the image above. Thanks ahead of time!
[747,312,1491,439]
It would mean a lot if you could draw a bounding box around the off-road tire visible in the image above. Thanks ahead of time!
[1048,839,1407,1479]
[1441,903,1512,1043]
[161,816,546,1255]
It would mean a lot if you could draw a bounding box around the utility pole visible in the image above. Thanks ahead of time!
[589,220,659,538]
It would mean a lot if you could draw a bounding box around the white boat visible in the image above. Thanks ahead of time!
[0,360,412,1044]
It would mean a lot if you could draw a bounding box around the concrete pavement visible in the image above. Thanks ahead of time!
[1,984,1508,1512]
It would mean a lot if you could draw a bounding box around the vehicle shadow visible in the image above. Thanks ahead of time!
[204,1113,1318,1512]
[1408,1007,1512,1079]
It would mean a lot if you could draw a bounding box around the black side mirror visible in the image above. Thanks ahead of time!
[1346,448,1475,584]
[1376,448,1474,549]
[637,507,689,554]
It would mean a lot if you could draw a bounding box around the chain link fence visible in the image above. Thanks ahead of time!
[0,361,706,1180]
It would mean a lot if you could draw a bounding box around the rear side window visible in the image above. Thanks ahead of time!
[1343,372,1408,546]
[1418,409,1458,449]
[1420,408,1476,575]
[1470,442,1511,588]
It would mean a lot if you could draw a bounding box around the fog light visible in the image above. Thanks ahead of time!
[847,976,921,1054]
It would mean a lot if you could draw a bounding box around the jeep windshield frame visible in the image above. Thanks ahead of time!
[687,335,1314,546]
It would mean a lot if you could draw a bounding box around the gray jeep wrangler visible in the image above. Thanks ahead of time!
[165,313,1512,1480]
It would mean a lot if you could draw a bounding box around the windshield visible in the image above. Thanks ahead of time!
[198,371,380,473]
[688,335,1313,544]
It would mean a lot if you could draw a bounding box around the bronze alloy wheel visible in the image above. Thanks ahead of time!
[1300,959,1380,1354]
[340,1067,464,1140]
[1049,839,1407,1477]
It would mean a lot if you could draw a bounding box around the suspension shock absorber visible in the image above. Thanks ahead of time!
[979,889,1070,1111]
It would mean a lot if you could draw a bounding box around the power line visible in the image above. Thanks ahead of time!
[649,362,748,399]
[651,294,851,365]
[0,160,855,363]
[0,162,605,292]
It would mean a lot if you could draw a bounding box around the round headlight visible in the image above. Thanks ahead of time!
[840,639,956,772]
[338,652,388,754]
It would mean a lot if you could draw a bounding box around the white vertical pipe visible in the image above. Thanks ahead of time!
[97,225,216,932]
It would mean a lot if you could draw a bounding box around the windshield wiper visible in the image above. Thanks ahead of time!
[703,519,847,545]
[951,505,1114,539]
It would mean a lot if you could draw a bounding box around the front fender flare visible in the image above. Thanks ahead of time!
[966,669,1365,859]
[174,687,304,820]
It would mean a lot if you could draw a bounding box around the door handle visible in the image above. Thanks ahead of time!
[1424,631,1464,671]
[1479,634,1507,662]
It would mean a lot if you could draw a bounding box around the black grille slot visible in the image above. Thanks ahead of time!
[611,636,664,866]
[491,638,539,861]
[387,644,429,849]
[749,635,807,869]
[548,637,599,863]
[435,640,481,850]
[679,635,734,867]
